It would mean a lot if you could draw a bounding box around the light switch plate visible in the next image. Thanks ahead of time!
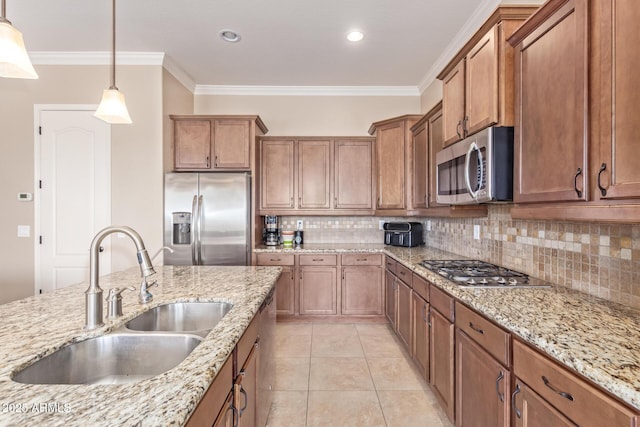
[473,224,480,240]
[379,220,385,230]
[17,225,30,238]
[296,220,303,230]
[427,220,432,231]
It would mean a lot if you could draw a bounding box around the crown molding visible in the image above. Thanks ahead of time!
[417,0,501,93]
[29,51,165,66]
[194,85,420,97]
[162,55,196,93]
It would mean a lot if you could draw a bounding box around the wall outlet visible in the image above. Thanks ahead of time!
[296,220,303,230]
[17,225,30,238]
[426,220,432,231]
[473,224,481,240]
[379,220,385,230]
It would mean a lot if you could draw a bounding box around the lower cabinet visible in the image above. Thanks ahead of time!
[341,266,383,315]
[299,266,337,315]
[257,288,276,427]
[186,356,234,427]
[429,285,455,423]
[411,291,429,381]
[385,269,397,329]
[275,266,295,316]
[235,340,258,427]
[396,277,412,350]
[455,330,510,427]
[212,392,235,427]
[511,379,575,427]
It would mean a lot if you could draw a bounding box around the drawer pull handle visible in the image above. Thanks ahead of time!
[270,258,281,262]
[312,258,324,262]
[427,309,432,327]
[356,258,368,262]
[422,303,428,323]
[496,371,505,402]
[469,322,484,334]
[511,383,522,418]
[542,375,574,401]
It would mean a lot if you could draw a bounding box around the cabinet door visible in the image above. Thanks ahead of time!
[376,122,406,209]
[412,293,429,381]
[456,329,510,427]
[213,119,251,169]
[428,107,444,206]
[512,380,576,427]
[212,392,236,427]
[442,60,466,146]
[275,267,295,316]
[514,0,589,203]
[430,308,455,423]
[466,25,499,135]
[235,342,258,427]
[299,267,337,315]
[598,0,640,200]
[396,278,412,350]
[341,266,383,315]
[298,140,331,209]
[412,122,428,209]
[260,140,295,209]
[174,120,211,169]
[384,270,397,328]
[257,291,276,427]
[335,140,374,209]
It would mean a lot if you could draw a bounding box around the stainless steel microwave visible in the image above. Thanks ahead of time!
[435,127,514,205]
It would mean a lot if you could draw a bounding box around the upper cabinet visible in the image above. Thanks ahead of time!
[171,115,268,171]
[258,137,374,215]
[369,115,422,213]
[509,0,640,222]
[438,6,537,146]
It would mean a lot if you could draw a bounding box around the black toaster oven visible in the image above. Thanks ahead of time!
[383,222,424,247]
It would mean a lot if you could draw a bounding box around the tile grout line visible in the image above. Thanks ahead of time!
[356,324,391,427]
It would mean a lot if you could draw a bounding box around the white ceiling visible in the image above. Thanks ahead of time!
[7,0,536,91]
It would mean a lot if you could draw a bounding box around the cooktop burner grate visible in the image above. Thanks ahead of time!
[419,260,549,288]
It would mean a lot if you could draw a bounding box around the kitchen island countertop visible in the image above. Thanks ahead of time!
[0,265,280,427]
[256,243,640,411]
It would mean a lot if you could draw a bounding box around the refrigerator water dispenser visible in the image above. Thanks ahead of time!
[172,212,192,245]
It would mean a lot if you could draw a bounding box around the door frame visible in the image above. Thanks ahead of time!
[33,104,111,295]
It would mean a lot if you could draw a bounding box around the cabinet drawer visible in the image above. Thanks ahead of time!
[513,339,638,427]
[455,302,510,366]
[299,254,337,266]
[385,256,397,274]
[186,356,233,427]
[236,316,259,372]
[396,263,412,286]
[412,273,429,302]
[430,285,454,322]
[256,253,295,266]
[341,253,383,266]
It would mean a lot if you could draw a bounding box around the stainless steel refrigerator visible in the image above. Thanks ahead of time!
[164,172,251,266]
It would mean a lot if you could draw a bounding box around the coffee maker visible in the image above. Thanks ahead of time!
[263,215,280,246]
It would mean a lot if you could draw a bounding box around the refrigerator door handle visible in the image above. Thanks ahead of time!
[197,195,204,265]
[191,195,198,265]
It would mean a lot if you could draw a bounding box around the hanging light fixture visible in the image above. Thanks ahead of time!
[95,0,131,124]
[0,0,38,79]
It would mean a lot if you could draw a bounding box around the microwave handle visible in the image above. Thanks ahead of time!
[464,142,484,201]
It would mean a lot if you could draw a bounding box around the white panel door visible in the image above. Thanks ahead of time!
[38,109,111,293]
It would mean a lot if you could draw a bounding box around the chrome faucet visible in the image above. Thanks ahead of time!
[137,246,173,304]
[85,226,156,329]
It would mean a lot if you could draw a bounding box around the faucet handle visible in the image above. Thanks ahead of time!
[107,286,136,299]
[106,286,135,319]
[139,279,158,304]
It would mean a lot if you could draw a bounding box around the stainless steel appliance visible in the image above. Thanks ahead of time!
[436,127,514,205]
[383,222,424,247]
[263,215,280,246]
[420,260,550,288]
[164,173,250,265]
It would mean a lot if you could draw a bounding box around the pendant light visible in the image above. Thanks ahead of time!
[0,0,38,79]
[95,0,131,124]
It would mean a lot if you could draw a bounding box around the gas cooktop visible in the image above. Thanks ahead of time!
[419,260,550,288]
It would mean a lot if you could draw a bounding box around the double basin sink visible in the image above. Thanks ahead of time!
[12,302,233,385]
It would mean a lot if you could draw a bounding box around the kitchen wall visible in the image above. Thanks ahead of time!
[162,69,194,172]
[0,64,169,304]
[282,209,640,310]
[195,94,420,135]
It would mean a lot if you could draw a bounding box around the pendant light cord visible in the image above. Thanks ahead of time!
[110,0,117,90]
[1,0,11,24]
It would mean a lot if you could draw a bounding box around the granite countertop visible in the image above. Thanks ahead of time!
[256,243,640,411]
[0,265,280,427]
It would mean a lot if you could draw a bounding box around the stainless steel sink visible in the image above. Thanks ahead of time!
[12,333,202,385]
[125,302,233,335]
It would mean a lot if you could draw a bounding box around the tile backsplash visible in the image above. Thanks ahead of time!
[281,207,640,309]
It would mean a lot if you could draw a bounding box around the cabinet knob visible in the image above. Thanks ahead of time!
[214,155,218,167]
[206,155,210,168]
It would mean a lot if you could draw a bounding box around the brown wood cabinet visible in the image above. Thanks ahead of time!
[212,392,235,427]
[257,288,276,427]
[427,104,444,207]
[256,252,296,316]
[186,356,233,427]
[429,286,455,423]
[395,265,412,351]
[259,137,375,214]
[511,380,576,427]
[412,291,429,381]
[299,255,338,315]
[369,115,422,213]
[510,0,589,204]
[411,114,429,210]
[340,254,383,316]
[456,330,510,427]
[438,7,536,146]
[171,115,267,171]
[384,269,397,329]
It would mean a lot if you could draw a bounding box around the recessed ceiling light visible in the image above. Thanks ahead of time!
[219,29,241,43]
[347,31,364,42]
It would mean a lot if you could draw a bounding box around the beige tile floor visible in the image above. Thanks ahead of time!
[267,322,454,427]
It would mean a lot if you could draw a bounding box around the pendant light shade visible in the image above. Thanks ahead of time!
[94,0,131,124]
[0,0,38,79]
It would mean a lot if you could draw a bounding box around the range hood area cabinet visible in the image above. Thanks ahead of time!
[437,6,537,147]
[509,0,640,223]
[170,115,268,171]
[257,137,375,215]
